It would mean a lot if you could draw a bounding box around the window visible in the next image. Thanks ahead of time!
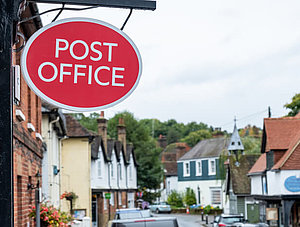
[231,142,235,145]
[104,196,107,210]
[119,192,122,206]
[183,162,190,177]
[209,159,216,175]
[119,164,122,180]
[129,165,132,180]
[211,188,221,204]
[196,161,202,176]
[110,192,114,206]
[111,163,114,178]
[97,159,101,178]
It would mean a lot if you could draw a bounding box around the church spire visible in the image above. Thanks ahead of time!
[227,117,244,166]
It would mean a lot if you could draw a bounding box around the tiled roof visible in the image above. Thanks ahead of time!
[272,130,300,170]
[230,155,260,194]
[179,137,229,160]
[65,114,95,138]
[248,153,266,174]
[163,162,177,176]
[91,136,108,161]
[263,117,300,151]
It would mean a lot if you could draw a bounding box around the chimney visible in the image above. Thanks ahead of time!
[158,134,167,148]
[97,111,107,150]
[117,117,126,152]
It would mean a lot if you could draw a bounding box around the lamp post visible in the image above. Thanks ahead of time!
[197,186,201,205]
[28,171,41,227]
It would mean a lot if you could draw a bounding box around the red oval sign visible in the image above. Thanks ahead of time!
[21,18,142,111]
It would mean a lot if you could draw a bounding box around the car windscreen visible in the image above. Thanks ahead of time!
[222,217,244,224]
[118,212,143,219]
[160,202,168,205]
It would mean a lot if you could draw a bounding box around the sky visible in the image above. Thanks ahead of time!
[37,0,300,131]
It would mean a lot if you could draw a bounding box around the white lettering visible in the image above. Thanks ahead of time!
[55,39,69,58]
[112,67,125,87]
[70,40,89,60]
[103,42,118,62]
[94,66,110,86]
[90,41,102,61]
[38,62,58,82]
[74,64,87,84]
[59,63,72,82]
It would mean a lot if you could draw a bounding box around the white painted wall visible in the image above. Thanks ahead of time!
[118,155,127,189]
[91,147,109,190]
[267,170,300,195]
[250,175,263,195]
[41,115,61,208]
[161,176,178,202]
[110,150,118,189]
[178,179,224,208]
[127,154,137,189]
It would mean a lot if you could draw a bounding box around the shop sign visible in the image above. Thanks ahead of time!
[21,18,142,112]
[105,193,111,199]
[266,208,278,221]
[284,176,300,192]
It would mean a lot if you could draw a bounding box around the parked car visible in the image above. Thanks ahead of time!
[149,202,171,214]
[110,217,179,227]
[212,214,269,227]
[212,214,245,227]
[114,208,152,220]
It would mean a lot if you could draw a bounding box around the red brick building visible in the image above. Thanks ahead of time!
[12,3,43,226]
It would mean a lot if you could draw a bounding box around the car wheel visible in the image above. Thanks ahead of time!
[155,209,159,214]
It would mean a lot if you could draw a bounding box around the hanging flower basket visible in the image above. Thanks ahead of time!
[60,191,78,201]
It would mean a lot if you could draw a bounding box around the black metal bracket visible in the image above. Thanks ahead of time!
[33,0,156,11]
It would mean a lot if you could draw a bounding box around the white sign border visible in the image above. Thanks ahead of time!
[21,17,142,112]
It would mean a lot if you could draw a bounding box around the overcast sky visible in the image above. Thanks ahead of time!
[37,1,300,131]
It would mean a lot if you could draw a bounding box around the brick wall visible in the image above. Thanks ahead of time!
[12,42,43,226]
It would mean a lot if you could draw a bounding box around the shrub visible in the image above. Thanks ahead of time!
[183,187,196,206]
[167,190,183,207]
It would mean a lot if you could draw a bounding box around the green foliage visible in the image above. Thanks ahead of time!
[241,136,261,154]
[183,187,196,206]
[142,190,161,203]
[71,112,99,133]
[217,153,228,181]
[181,129,212,147]
[203,205,213,214]
[285,93,300,116]
[167,190,183,207]
[107,111,163,190]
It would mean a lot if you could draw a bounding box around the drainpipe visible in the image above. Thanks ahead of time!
[59,135,68,209]
[48,116,60,203]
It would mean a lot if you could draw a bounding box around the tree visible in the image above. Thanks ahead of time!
[285,93,300,116]
[107,111,163,191]
[183,187,196,206]
[181,129,212,147]
[72,112,99,133]
[167,190,183,207]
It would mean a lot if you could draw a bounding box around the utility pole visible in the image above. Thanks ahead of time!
[0,1,155,226]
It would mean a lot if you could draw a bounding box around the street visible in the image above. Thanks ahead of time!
[152,213,213,227]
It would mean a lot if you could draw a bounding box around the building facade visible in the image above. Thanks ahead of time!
[249,113,300,227]
[177,137,229,208]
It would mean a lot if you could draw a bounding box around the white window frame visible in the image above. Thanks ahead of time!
[208,158,216,176]
[97,157,102,178]
[111,163,114,178]
[104,197,107,210]
[118,192,122,206]
[110,192,114,206]
[183,161,190,177]
[210,187,222,205]
[196,160,202,176]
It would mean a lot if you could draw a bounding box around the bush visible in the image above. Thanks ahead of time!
[183,187,196,206]
[167,190,183,207]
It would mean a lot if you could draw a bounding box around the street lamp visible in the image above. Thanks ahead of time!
[197,186,201,204]
[27,171,41,227]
